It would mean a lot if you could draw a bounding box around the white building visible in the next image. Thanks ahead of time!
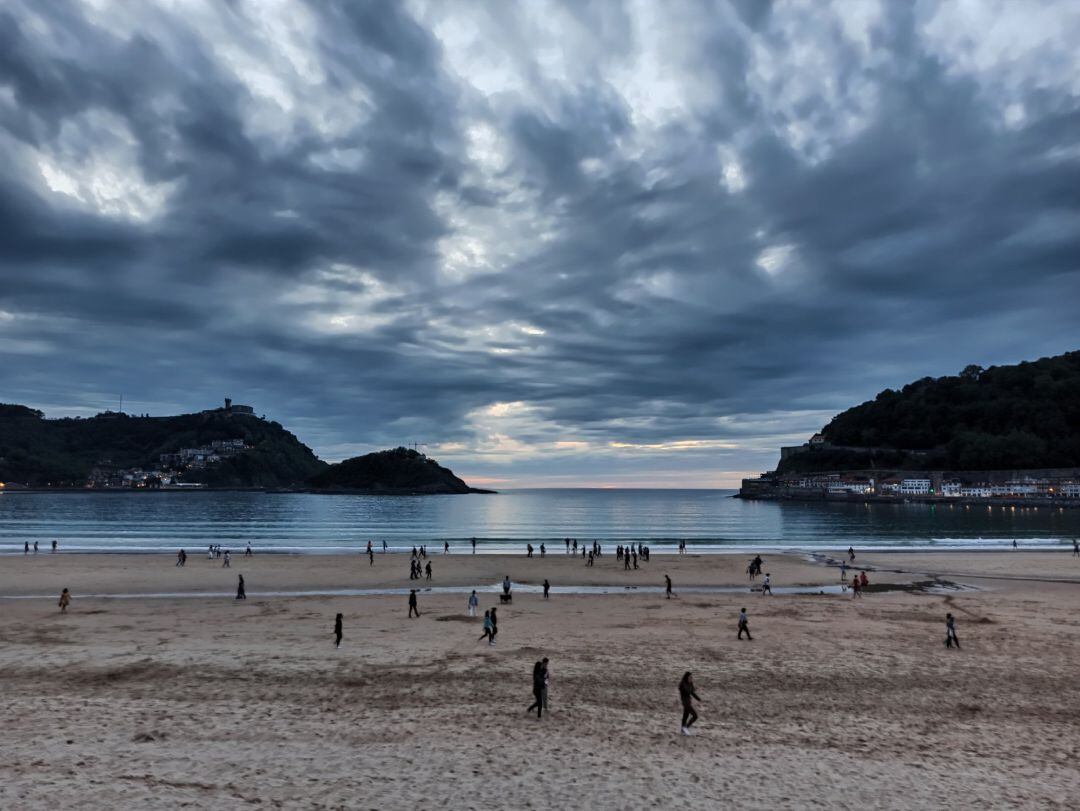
[941,480,962,497]
[960,485,993,498]
[899,478,932,495]
[1060,483,1080,498]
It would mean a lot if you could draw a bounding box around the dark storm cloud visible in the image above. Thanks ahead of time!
[1,0,1079,485]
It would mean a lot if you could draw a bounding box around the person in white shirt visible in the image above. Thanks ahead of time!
[467,590,479,617]
[761,573,772,595]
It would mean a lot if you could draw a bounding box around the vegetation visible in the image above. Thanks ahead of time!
[777,350,1080,473]
[307,447,481,494]
[0,405,326,487]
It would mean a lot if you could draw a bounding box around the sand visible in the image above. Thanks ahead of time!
[1,549,1079,809]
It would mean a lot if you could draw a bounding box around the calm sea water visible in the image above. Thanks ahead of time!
[0,489,1077,554]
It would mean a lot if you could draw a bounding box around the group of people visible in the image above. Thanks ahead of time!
[409,559,432,581]
[617,543,651,569]
[525,543,547,557]
[746,555,764,580]
[23,540,58,554]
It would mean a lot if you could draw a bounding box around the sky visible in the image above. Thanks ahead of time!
[1,0,1079,488]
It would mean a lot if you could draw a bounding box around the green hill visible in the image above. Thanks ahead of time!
[307,447,485,494]
[777,350,1080,473]
[0,404,326,487]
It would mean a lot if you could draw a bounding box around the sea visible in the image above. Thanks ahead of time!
[1,489,1078,555]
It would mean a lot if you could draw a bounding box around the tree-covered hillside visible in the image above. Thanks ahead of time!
[777,350,1080,473]
[0,405,326,487]
[307,447,481,493]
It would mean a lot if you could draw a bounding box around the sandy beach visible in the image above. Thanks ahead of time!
[2,549,1079,809]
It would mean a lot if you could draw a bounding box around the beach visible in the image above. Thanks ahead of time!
[2,550,1079,809]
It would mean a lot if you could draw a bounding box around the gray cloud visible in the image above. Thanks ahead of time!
[1,0,1079,486]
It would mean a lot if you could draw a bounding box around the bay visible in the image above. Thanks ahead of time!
[1,489,1077,554]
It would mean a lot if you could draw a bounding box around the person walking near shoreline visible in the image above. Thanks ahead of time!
[526,660,546,719]
[1073,539,1079,557]
[368,547,374,566]
[51,539,57,553]
[761,573,772,596]
[489,606,498,644]
[543,579,550,599]
[408,589,420,618]
[468,590,479,617]
[665,575,674,599]
[848,546,856,562]
[678,672,700,735]
[334,613,343,649]
[738,607,752,640]
[222,550,231,568]
[245,543,253,558]
[945,613,960,649]
[58,588,71,613]
[236,574,246,600]
[479,610,493,643]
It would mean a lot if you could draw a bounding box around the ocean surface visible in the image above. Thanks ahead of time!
[0,489,1077,554]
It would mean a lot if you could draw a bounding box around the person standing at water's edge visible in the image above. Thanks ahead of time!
[58,588,71,613]
[236,575,246,600]
[334,613,343,649]
[543,579,550,600]
[408,589,420,618]
[678,672,700,735]
[468,590,479,617]
[665,575,674,599]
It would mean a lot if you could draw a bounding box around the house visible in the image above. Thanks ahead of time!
[1060,483,1080,498]
[940,480,963,497]
[899,478,932,495]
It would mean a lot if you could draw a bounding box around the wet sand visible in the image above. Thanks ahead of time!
[1,551,1078,808]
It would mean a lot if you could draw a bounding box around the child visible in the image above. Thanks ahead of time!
[58,588,71,613]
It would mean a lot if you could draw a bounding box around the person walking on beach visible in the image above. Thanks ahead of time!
[479,610,493,643]
[526,660,546,719]
[761,573,772,596]
[444,541,450,554]
[468,590,479,617]
[945,613,960,649]
[408,589,420,618]
[368,547,374,566]
[489,606,498,644]
[222,551,231,568]
[543,579,550,600]
[1074,539,1080,557]
[859,571,869,590]
[58,588,71,613]
[851,576,862,598]
[52,539,57,553]
[383,540,388,554]
[176,549,185,567]
[425,561,432,582]
[334,613,343,649]
[245,543,253,558]
[848,546,856,563]
[665,575,674,599]
[502,575,512,597]
[625,552,632,571]
[472,537,477,554]
[540,543,546,558]
[24,541,29,555]
[33,541,38,554]
[587,550,594,567]
[236,574,246,600]
[678,672,700,735]
[738,607,752,640]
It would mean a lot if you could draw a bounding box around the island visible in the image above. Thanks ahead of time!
[739,350,1080,506]
[304,447,494,495]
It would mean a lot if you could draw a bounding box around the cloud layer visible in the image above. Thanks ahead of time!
[2,0,1079,486]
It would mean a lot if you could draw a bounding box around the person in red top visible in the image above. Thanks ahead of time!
[851,577,862,599]
[859,571,869,589]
